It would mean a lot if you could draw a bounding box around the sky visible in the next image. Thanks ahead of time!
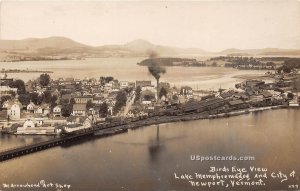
[0,0,300,51]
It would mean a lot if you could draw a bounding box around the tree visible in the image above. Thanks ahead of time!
[287,92,294,99]
[159,87,168,99]
[114,90,127,114]
[99,102,109,117]
[135,86,142,102]
[172,95,178,101]
[39,73,51,87]
[9,79,26,94]
[18,93,30,105]
[212,62,217,67]
[100,76,114,85]
[43,91,52,103]
[0,95,12,106]
[61,104,73,117]
[50,95,58,109]
[29,92,39,105]
[37,94,45,105]
[86,100,94,110]
[124,87,133,94]
[143,93,155,101]
[70,97,76,105]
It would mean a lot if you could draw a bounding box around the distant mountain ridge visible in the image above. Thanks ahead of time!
[0,36,299,61]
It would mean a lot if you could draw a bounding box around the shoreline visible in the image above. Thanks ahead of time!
[123,105,288,130]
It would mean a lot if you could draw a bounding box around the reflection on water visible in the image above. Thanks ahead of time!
[0,109,299,190]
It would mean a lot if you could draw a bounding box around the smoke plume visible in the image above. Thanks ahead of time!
[147,51,166,100]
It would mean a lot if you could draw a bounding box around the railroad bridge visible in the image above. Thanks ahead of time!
[0,130,95,162]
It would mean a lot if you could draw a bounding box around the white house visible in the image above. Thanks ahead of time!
[8,103,21,120]
[23,119,35,128]
[119,81,129,89]
[43,105,50,115]
[53,105,62,117]
[27,102,35,113]
[34,106,44,114]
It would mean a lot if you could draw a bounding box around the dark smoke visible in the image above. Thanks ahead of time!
[147,51,166,100]
[147,51,166,81]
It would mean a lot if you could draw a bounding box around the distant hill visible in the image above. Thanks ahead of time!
[0,36,299,61]
[221,48,300,56]
[0,36,89,52]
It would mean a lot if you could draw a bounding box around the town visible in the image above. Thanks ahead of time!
[0,65,299,137]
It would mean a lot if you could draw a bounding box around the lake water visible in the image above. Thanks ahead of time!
[0,58,267,90]
[0,109,299,191]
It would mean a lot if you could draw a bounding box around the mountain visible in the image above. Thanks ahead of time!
[0,36,89,52]
[0,36,299,61]
[220,48,300,56]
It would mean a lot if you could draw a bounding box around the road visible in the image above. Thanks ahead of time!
[122,92,136,117]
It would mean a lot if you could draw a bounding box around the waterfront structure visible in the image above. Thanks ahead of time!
[16,118,56,135]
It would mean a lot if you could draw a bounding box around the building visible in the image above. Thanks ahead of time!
[92,97,103,104]
[136,80,152,88]
[34,106,44,114]
[53,105,62,117]
[74,96,93,104]
[27,102,35,113]
[7,103,22,120]
[72,103,86,116]
[0,86,18,96]
[180,86,193,98]
[119,81,129,89]
[16,118,56,135]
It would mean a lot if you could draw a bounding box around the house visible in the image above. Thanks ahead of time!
[0,86,18,96]
[180,86,193,97]
[261,91,272,101]
[43,105,50,115]
[92,97,103,104]
[27,102,35,113]
[219,90,235,99]
[7,103,22,120]
[72,103,86,116]
[141,85,156,91]
[34,106,44,114]
[119,81,129,89]
[23,118,35,128]
[66,116,77,125]
[104,83,113,92]
[35,117,44,126]
[74,96,93,104]
[79,116,93,128]
[136,80,152,88]
[53,105,62,117]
